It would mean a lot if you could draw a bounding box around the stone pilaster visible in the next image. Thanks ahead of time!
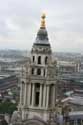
[24,83,27,106]
[52,85,56,107]
[27,84,29,105]
[20,82,23,105]
[46,86,49,108]
[28,84,31,105]
[32,84,35,106]
[43,85,46,107]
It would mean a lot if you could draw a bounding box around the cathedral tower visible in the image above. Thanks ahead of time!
[19,14,57,123]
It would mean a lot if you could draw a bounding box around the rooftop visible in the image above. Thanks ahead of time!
[69,111,83,120]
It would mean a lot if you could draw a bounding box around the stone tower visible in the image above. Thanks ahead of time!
[19,14,57,123]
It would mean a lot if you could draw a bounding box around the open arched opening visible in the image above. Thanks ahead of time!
[37,68,41,75]
[45,56,48,64]
[38,56,41,64]
[35,83,40,106]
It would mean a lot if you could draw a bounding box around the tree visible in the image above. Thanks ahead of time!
[0,101,17,115]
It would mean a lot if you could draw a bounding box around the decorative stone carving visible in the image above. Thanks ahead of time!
[31,45,52,54]
[11,111,21,125]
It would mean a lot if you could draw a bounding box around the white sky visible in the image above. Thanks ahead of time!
[0,0,83,53]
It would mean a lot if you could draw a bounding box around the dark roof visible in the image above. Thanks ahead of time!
[0,75,18,90]
[34,27,50,46]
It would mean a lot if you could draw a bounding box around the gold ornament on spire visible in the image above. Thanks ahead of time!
[40,13,46,28]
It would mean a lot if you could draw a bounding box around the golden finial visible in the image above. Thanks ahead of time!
[40,13,46,28]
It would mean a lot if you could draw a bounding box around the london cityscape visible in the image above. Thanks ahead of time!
[0,0,83,125]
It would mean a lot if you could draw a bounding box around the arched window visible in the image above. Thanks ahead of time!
[38,56,41,64]
[45,56,48,64]
[37,68,41,75]
[32,56,35,62]
[35,83,40,106]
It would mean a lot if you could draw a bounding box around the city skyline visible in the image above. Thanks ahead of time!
[0,0,83,53]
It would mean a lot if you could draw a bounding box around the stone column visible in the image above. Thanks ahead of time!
[75,120,77,125]
[81,120,82,125]
[41,69,43,76]
[20,82,23,105]
[32,84,35,106]
[39,84,42,107]
[43,85,46,107]
[27,83,29,105]
[52,85,56,107]
[28,84,31,106]
[24,83,27,106]
[34,68,37,75]
[46,86,49,108]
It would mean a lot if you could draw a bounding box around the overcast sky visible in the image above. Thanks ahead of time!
[0,0,83,53]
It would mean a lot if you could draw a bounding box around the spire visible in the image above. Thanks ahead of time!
[40,13,46,29]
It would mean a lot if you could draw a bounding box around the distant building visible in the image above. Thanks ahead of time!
[62,89,83,111]
[57,60,80,74]
[0,73,18,91]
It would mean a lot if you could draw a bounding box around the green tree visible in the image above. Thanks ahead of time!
[0,101,17,114]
